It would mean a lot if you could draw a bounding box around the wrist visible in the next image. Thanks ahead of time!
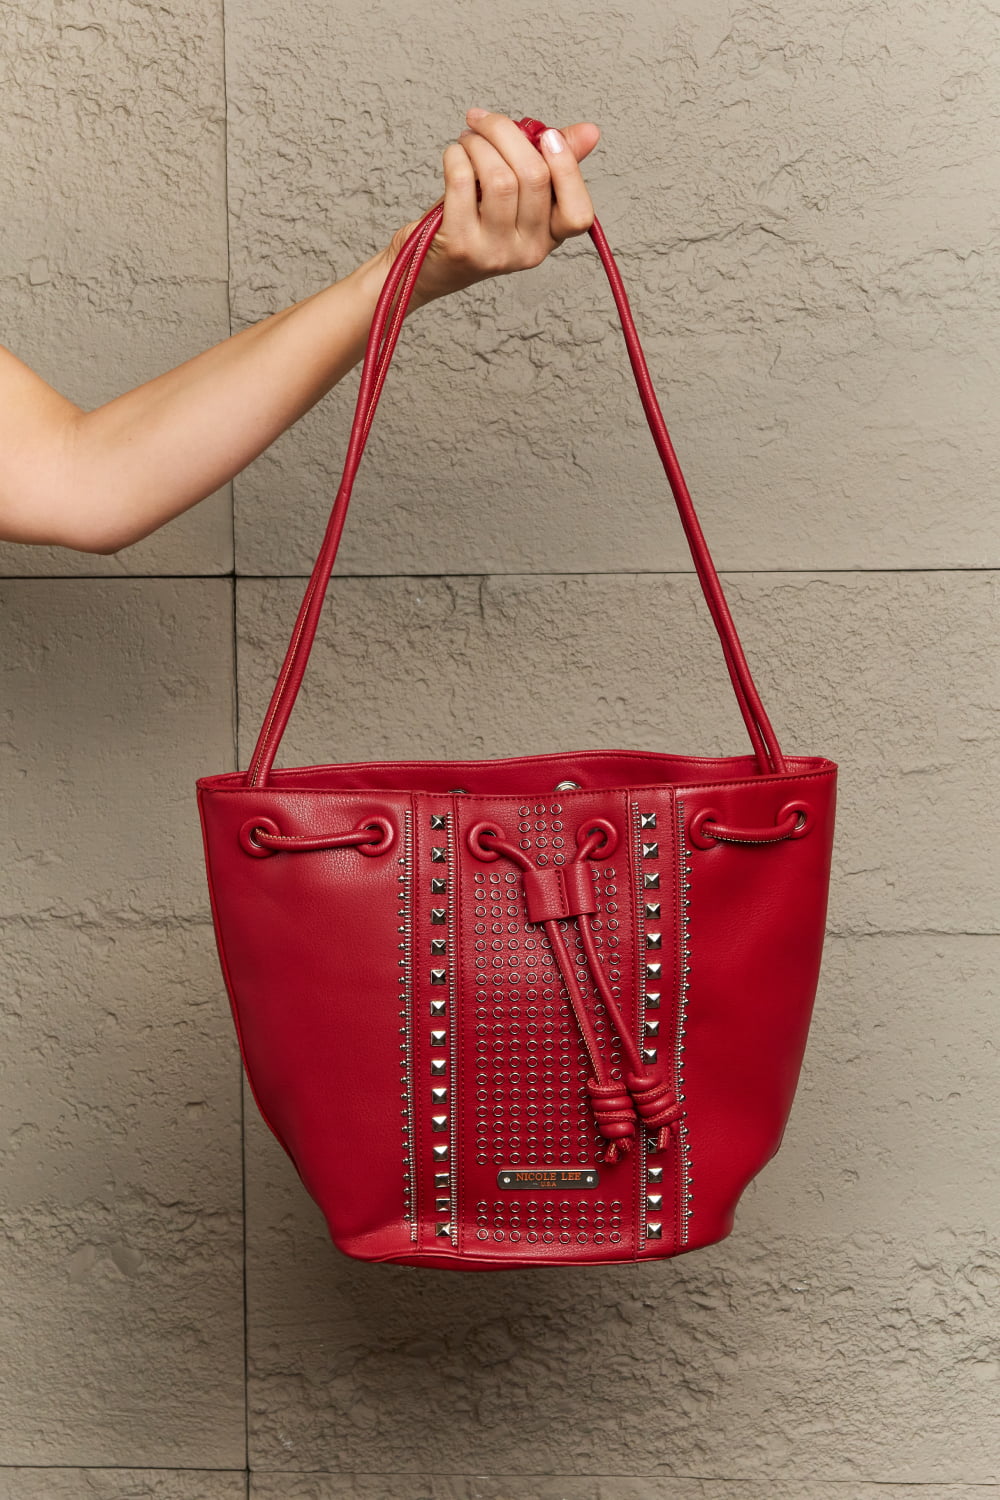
[368,231,433,314]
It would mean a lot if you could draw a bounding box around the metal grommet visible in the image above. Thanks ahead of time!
[468,820,504,861]
[779,799,813,839]
[576,817,619,859]
[688,806,721,850]
[554,780,581,792]
[239,816,280,858]
[355,816,395,857]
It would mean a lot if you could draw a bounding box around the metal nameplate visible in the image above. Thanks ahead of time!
[497,1168,599,1190]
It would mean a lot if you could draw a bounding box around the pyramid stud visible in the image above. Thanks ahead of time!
[430,1058,446,1075]
[430,908,446,925]
[646,931,661,949]
[431,1114,448,1132]
[645,902,660,920]
[648,1167,664,1183]
[435,1197,450,1212]
[432,1144,449,1160]
[646,962,661,980]
[431,1086,447,1103]
[430,999,446,1017]
[642,1046,658,1064]
[430,938,446,955]
[430,814,447,830]
[430,1029,446,1045]
[435,1221,453,1236]
[640,812,657,829]
[643,872,660,889]
[430,878,446,894]
[430,847,447,863]
[646,1193,662,1210]
[646,991,661,1008]
[642,842,659,859]
[644,1020,660,1038]
[646,1221,662,1240]
[430,969,446,986]
[434,1172,450,1189]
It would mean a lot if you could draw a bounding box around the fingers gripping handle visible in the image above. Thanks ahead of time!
[247,118,785,786]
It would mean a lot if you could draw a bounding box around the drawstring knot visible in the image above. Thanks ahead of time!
[585,1081,636,1164]
[626,1074,685,1152]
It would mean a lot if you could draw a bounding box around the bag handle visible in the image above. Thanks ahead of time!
[247,117,786,786]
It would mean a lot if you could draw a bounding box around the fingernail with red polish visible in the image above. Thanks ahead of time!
[541,128,565,154]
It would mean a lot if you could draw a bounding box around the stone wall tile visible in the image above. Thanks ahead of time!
[0,580,236,921]
[251,1479,995,1500]
[225,0,999,575]
[0,0,231,576]
[0,579,242,1464]
[0,1472,245,1500]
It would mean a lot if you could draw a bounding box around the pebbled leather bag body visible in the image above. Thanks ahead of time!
[197,119,837,1271]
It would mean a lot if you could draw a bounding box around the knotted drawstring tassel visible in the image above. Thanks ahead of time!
[626,1076,685,1153]
[584,1081,636,1163]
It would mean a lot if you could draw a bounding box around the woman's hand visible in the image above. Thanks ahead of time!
[385,108,601,307]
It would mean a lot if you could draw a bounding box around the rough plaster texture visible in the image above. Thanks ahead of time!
[0,0,232,576]
[226,0,1000,577]
[1,0,998,1494]
[250,1485,998,1500]
[0,583,243,1466]
[0,1477,246,1500]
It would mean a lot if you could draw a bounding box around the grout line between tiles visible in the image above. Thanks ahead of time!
[0,1466,994,1485]
[217,0,250,1474]
[1,565,998,581]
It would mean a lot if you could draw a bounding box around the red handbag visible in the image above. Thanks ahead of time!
[197,118,837,1270]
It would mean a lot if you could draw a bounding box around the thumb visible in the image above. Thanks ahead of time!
[554,121,601,163]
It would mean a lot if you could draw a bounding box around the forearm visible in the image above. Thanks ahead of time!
[59,244,411,554]
[3,110,599,554]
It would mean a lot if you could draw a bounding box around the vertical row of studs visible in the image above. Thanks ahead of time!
[631,802,649,1249]
[446,812,459,1238]
[638,808,665,1244]
[676,799,693,1244]
[398,808,416,1239]
[429,815,454,1243]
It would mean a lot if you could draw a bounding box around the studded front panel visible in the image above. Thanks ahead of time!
[399,789,683,1263]
[458,796,638,1259]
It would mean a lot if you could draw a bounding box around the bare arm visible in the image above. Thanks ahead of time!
[0,112,599,555]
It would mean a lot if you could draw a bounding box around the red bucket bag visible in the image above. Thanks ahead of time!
[197,119,837,1270]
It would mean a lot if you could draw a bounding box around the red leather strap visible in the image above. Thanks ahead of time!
[247,118,786,785]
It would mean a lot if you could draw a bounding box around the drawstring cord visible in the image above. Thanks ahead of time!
[238,815,394,859]
[468,819,683,1164]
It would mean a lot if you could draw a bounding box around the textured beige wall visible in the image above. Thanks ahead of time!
[1,0,997,1495]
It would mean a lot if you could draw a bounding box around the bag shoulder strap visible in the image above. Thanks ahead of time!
[246,117,786,786]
